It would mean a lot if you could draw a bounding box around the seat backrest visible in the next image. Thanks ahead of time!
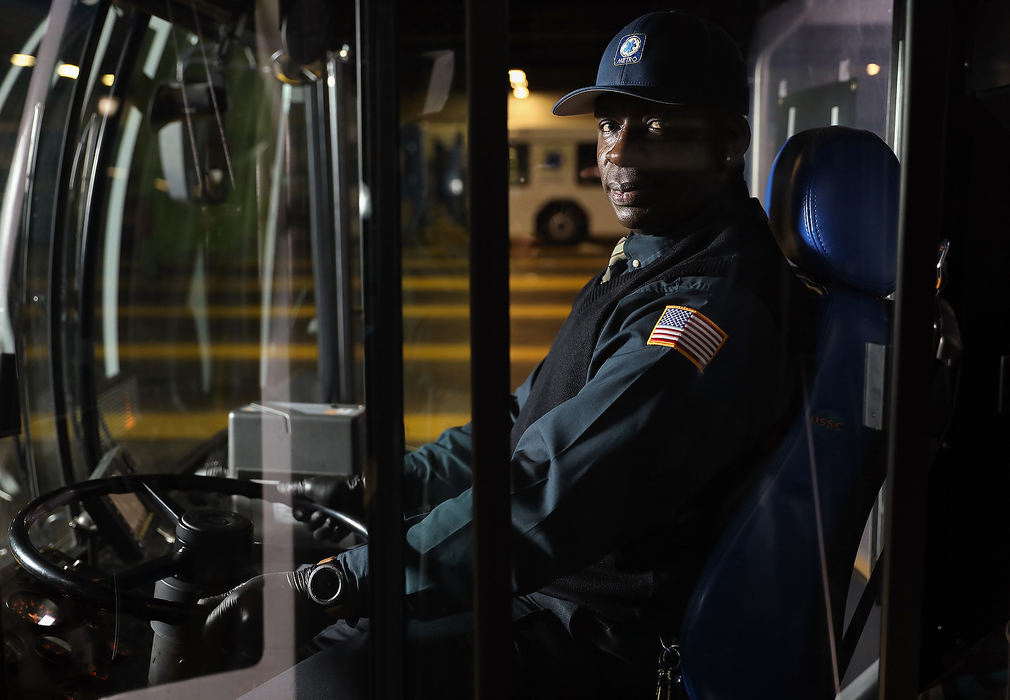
[678,126,900,700]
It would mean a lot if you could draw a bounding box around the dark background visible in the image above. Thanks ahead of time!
[507,0,785,91]
[393,1,788,94]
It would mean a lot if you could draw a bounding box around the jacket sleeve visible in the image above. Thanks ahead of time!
[400,362,541,515]
[401,423,473,514]
[337,275,794,609]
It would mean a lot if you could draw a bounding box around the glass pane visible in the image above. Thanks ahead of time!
[0,0,52,549]
[0,0,936,698]
[502,3,899,698]
[748,0,895,195]
[400,39,471,450]
[748,4,897,690]
[1,1,368,696]
[508,92,618,244]
[397,0,479,695]
[914,3,1010,695]
[87,14,357,472]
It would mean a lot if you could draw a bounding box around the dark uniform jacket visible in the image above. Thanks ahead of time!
[335,181,807,666]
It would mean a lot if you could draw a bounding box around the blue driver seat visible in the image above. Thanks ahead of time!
[677,126,900,699]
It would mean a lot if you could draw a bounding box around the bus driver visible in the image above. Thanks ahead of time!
[207,10,808,698]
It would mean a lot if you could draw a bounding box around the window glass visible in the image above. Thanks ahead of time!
[509,143,529,185]
[0,0,51,548]
[575,141,598,185]
[748,0,895,196]
[505,2,900,697]
[88,14,346,472]
[0,1,921,698]
[745,2,896,691]
[396,1,479,694]
[397,5,471,452]
[0,4,51,193]
[507,97,616,243]
[1,1,367,696]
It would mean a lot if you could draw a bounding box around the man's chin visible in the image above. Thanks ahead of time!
[611,205,651,231]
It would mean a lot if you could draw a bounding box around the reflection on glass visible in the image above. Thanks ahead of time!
[87,14,362,473]
[2,1,366,695]
[749,0,894,196]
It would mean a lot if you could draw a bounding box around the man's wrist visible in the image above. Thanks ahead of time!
[306,561,345,606]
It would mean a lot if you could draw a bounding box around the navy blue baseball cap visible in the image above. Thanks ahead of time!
[552,11,749,117]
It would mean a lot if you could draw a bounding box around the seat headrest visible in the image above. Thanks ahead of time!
[765,127,899,297]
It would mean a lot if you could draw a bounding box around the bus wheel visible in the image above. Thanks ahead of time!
[536,202,588,244]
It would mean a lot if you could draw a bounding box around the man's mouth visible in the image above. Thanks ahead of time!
[607,182,649,206]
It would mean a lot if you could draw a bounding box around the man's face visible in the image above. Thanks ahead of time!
[595,93,728,233]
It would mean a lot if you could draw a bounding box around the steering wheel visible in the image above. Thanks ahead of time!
[7,474,367,623]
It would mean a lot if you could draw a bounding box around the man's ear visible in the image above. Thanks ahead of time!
[724,116,751,169]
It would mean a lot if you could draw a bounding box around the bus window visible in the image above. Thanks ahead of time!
[0,0,369,696]
[737,2,898,690]
[507,93,619,244]
[541,147,563,170]
[576,141,599,184]
[3,1,1007,698]
[748,0,894,196]
[0,0,52,551]
[89,14,286,472]
[0,3,52,195]
[509,143,529,185]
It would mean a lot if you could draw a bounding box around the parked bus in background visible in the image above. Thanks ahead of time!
[508,91,620,244]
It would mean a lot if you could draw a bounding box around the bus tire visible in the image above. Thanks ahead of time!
[535,202,588,244]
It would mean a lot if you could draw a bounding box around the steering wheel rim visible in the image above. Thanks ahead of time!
[8,474,366,623]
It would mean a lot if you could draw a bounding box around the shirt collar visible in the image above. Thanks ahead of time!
[621,232,679,270]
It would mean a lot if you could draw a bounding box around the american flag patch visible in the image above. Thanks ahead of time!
[647,305,728,371]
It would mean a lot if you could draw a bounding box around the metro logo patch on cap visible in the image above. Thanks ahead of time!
[614,33,646,66]
[551,12,749,117]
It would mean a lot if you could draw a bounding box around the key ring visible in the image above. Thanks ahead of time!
[658,635,681,671]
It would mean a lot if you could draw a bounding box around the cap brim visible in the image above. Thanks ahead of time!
[551,86,689,116]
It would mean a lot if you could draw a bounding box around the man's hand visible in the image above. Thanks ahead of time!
[200,571,306,628]
[198,571,307,666]
[276,475,367,542]
[199,564,358,658]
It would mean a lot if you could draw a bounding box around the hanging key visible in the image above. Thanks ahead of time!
[656,637,683,700]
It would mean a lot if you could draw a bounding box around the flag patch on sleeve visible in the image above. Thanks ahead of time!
[647,305,728,371]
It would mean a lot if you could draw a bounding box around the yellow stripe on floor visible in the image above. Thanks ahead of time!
[111,303,571,320]
[123,273,589,293]
[84,343,549,362]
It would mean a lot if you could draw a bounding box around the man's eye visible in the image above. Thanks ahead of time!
[598,120,617,134]
[646,119,665,134]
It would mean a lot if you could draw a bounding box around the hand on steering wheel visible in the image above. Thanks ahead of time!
[276,474,367,542]
[199,560,359,656]
[8,474,367,623]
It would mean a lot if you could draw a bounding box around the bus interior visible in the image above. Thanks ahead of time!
[0,0,1007,698]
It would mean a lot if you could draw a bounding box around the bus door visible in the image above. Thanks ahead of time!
[0,0,499,696]
[749,1,1010,696]
[1,0,1007,699]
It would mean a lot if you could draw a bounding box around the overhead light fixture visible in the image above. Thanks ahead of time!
[509,68,529,99]
[101,73,115,86]
[10,54,36,67]
[866,63,881,76]
[57,63,79,79]
[97,96,119,117]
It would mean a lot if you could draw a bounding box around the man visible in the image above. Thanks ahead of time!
[217,10,808,698]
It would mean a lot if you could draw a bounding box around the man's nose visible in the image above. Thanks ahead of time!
[603,128,646,167]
